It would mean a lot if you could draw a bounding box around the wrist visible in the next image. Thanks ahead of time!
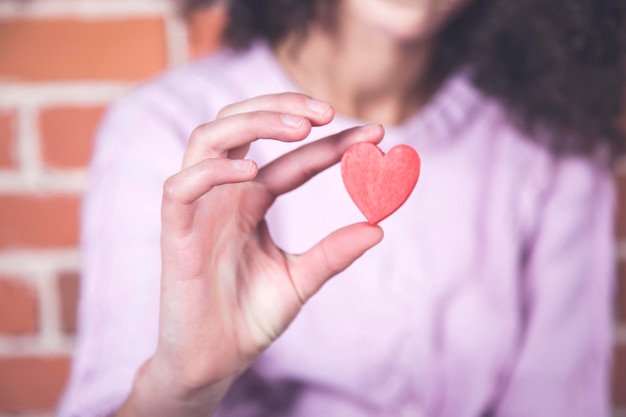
[117,357,234,417]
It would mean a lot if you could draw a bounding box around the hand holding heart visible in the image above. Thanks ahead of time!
[123,93,387,417]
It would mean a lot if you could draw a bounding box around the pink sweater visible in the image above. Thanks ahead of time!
[58,41,616,417]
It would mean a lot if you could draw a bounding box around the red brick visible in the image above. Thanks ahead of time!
[40,106,104,168]
[618,260,626,323]
[187,8,227,59]
[0,195,80,249]
[0,278,38,334]
[57,271,80,334]
[0,111,17,168]
[614,344,626,407]
[616,172,626,238]
[0,18,167,81]
[0,356,70,412]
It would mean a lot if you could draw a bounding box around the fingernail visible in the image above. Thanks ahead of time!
[281,114,304,128]
[360,124,380,132]
[307,98,331,115]
[231,159,252,172]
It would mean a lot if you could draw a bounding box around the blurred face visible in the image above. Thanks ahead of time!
[339,0,476,42]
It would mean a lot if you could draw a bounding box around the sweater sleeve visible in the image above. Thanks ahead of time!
[56,88,189,417]
[494,156,616,417]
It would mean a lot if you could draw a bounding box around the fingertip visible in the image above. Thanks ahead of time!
[307,98,332,114]
[359,124,385,144]
[352,222,384,247]
[291,118,314,142]
[323,106,336,125]
[280,114,302,128]
[249,159,260,177]
[335,125,384,154]
[366,223,385,244]
[230,159,259,177]
[307,99,335,126]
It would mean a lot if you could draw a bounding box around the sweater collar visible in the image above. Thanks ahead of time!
[252,40,483,149]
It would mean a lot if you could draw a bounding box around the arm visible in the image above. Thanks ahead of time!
[111,93,385,417]
[57,93,186,417]
[495,157,616,416]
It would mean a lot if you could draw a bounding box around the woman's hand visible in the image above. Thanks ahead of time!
[118,93,384,417]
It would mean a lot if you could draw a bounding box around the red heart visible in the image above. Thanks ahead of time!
[341,142,421,225]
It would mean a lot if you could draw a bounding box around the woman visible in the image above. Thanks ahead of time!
[58,0,625,416]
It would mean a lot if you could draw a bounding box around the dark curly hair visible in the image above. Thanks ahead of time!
[182,0,626,158]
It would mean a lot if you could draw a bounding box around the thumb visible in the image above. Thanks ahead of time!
[287,223,384,303]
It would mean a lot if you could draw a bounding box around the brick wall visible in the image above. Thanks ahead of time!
[0,0,223,414]
[0,0,623,415]
[613,161,626,416]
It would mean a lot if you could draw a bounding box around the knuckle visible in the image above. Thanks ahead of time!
[188,124,206,146]
[216,103,234,119]
[320,242,340,275]
[162,176,180,202]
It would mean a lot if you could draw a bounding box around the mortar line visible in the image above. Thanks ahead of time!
[0,82,132,107]
[0,0,174,18]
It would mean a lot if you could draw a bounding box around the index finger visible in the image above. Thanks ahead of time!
[255,124,385,199]
[216,92,334,126]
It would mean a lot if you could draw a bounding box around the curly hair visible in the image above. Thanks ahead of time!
[181,0,626,157]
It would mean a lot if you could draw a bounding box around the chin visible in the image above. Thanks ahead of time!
[344,0,473,42]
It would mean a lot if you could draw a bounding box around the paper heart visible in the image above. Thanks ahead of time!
[341,142,421,225]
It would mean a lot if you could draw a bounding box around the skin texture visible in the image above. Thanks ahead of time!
[116,95,386,417]
[274,0,475,124]
[111,0,615,416]
[116,1,478,415]
[340,0,475,41]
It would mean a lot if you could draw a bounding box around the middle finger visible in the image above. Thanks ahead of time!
[183,110,314,168]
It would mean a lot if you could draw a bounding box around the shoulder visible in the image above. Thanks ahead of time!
[111,41,275,127]
[449,71,611,181]
[92,42,281,163]
[436,72,614,233]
